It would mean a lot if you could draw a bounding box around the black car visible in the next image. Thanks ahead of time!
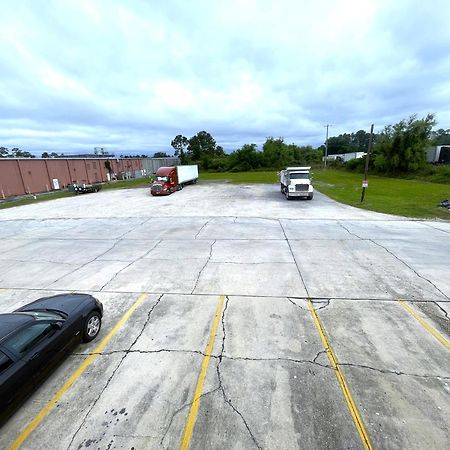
[0,293,103,421]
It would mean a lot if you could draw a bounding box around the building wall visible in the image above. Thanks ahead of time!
[0,158,144,199]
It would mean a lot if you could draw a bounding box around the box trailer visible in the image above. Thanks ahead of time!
[150,165,198,196]
[426,146,450,164]
[279,166,314,200]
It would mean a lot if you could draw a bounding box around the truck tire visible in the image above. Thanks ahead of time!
[307,194,314,200]
[285,191,290,200]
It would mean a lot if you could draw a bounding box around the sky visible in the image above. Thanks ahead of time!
[1,0,450,157]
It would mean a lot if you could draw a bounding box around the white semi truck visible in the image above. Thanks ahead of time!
[279,166,314,200]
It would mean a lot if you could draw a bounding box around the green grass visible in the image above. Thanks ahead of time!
[0,191,76,210]
[313,169,450,219]
[0,177,153,210]
[200,171,278,183]
[101,177,153,190]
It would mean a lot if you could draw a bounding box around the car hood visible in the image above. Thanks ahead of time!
[15,294,91,316]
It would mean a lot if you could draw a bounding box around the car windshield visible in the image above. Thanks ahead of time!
[290,173,309,179]
[20,310,66,320]
[156,176,168,182]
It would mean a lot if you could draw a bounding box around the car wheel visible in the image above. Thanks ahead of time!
[83,311,102,342]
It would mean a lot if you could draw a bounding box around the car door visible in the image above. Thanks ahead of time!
[0,347,35,417]
[2,321,63,388]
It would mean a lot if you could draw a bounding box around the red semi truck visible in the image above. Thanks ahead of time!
[150,165,199,196]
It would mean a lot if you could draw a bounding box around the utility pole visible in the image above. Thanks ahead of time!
[324,124,331,167]
[360,124,374,203]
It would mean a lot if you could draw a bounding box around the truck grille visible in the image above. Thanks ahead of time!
[295,184,309,191]
[151,185,162,193]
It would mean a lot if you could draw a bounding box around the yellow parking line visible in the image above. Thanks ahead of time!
[308,300,373,450]
[399,300,450,351]
[9,293,150,450]
[180,295,225,450]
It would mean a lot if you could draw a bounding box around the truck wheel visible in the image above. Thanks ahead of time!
[307,194,314,200]
[285,191,290,200]
[179,184,183,190]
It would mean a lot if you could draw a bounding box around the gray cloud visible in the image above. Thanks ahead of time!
[1,0,449,156]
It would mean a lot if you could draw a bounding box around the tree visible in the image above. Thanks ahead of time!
[171,135,189,163]
[1,147,9,157]
[187,131,218,160]
[431,128,450,145]
[153,151,170,158]
[227,144,263,171]
[373,114,436,173]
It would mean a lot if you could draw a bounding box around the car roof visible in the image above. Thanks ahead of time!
[0,313,35,342]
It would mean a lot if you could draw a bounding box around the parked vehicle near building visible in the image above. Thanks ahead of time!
[150,165,199,196]
[279,166,314,200]
[67,183,102,194]
[0,293,103,422]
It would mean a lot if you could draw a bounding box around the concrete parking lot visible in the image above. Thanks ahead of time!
[1,182,449,450]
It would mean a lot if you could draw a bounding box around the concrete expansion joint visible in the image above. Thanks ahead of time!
[215,297,262,449]
[190,240,216,294]
[66,293,164,450]
[370,239,450,301]
[338,362,450,380]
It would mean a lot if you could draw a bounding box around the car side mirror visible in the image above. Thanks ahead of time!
[52,322,63,330]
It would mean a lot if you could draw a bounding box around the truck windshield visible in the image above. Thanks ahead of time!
[290,173,309,179]
[156,176,169,182]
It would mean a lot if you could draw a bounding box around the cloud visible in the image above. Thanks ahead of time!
[0,0,449,155]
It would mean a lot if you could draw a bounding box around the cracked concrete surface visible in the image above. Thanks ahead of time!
[1,183,449,449]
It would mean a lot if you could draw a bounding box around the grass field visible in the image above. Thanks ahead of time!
[200,171,278,183]
[200,169,450,219]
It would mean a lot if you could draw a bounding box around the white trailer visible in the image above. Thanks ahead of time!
[279,166,314,200]
[176,165,199,184]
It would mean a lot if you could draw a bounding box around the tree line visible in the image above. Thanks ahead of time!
[170,131,323,171]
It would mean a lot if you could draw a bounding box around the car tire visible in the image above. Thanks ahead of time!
[83,311,102,342]
[285,191,290,200]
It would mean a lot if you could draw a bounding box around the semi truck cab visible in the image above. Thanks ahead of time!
[279,166,314,200]
[150,165,198,196]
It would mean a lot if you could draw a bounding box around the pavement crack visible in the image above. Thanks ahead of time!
[194,218,211,239]
[190,240,216,294]
[72,348,219,358]
[312,299,331,310]
[369,239,450,301]
[434,301,450,320]
[278,219,310,297]
[286,297,308,311]
[338,222,363,239]
[99,239,161,291]
[66,293,164,450]
[312,350,328,364]
[215,297,262,449]
[159,388,220,448]
[221,355,332,370]
[338,362,450,380]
